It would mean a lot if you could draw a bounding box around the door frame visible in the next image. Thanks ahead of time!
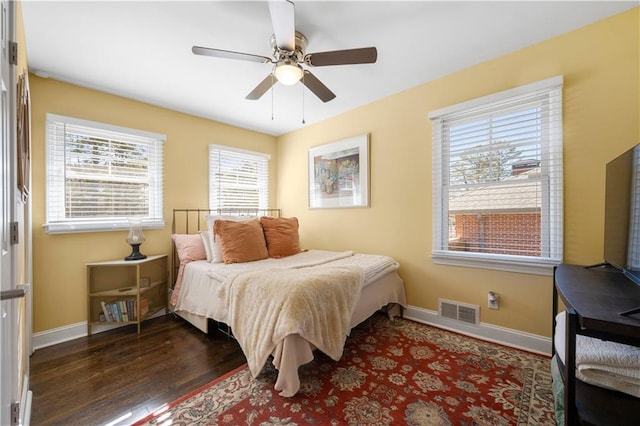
[1,0,32,424]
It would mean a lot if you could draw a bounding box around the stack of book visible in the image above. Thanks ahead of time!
[99,298,149,322]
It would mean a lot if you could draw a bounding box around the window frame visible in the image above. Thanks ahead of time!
[208,144,270,212]
[44,114,165,234]
[429,76,563,275]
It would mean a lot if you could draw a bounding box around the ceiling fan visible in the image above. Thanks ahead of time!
[192,0,377,103]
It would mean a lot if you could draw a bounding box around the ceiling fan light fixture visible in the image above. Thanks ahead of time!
[274,61,303,85]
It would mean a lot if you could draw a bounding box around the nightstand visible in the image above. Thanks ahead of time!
[86,254,168,335]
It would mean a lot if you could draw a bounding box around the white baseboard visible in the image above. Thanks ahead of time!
[33,307,551,355]
[32,310,167,351]
[403,305,552,356]
[32,321,88,350]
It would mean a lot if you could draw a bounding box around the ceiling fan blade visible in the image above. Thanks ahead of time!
[305,47,377,67]
[268,0,295,51]
[246,74,277,100]
[302,71,336,103]
[192,46,272,64]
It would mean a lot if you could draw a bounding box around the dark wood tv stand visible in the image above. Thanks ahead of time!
[553,264,640,425]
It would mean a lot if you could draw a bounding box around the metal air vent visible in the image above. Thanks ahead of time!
[438,298,480,325]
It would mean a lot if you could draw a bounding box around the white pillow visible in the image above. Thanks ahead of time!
[199,231,213,262]
[205,215,250,263]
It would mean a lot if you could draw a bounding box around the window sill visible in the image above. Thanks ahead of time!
[44,219,165,234]
[431,251,560,276]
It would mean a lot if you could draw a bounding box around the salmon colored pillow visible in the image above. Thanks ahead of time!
[260,216,302,258]
[172,233,206,265]
[170,234,207,305]
[213,219,269,264]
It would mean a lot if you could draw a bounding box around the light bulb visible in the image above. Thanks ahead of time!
[274,62,303,86]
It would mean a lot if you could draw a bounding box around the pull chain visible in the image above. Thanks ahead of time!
[301,72,306,124]
[271,73,274,121]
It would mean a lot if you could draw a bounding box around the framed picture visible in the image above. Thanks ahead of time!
[17,73,30,202]
[308,134,369,209]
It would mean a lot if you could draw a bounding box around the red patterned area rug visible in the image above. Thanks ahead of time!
[134,315,555,425]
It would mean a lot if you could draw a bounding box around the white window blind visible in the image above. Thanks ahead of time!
[209,144,270,211]
[45,114,165,234]
[429,76,563,275]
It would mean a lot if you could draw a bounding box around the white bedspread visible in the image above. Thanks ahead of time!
[173,250,399,319]
[206,249,398,286]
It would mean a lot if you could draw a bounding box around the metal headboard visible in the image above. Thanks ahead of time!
[170,208,281,288]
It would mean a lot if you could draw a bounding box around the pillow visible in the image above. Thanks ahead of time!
[170,234,207,306]
[172,234,206,265]
[199,231,213,262]
[206,215,249,263]
[260,216,302,258]
[213,219,269,264]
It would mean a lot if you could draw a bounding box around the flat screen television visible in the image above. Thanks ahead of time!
[603,143,640,286]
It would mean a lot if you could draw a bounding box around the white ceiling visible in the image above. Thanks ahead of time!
[21,1,637,136]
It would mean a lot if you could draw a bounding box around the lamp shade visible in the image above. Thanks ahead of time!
[274,62,303,86]
[126,220,146,245]
[125,220,147,261]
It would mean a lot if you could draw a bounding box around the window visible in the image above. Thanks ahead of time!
[45,114,165,234]
[208,144,270,211]
[429,76,563,275]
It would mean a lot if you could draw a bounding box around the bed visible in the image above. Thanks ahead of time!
[169,209,407,397]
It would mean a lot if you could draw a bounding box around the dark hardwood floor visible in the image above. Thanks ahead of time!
[29,315,246,426]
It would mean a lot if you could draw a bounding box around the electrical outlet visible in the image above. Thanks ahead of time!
[488,291,499,310]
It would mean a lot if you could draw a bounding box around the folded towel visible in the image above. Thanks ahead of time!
[575,333,640,397]
[555,311,640,398]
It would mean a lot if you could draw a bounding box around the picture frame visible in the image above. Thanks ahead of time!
[139,277,151,288]
[16,73,30,202]
[308,134,370,209]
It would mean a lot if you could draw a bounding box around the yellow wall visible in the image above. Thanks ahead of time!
[28,8,638,337]
[16,2,28,74]
[276,8,639,337]
[29,78,277,332]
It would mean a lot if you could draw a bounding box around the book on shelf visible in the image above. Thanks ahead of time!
[140,298,149,317]
[101,301,113,322]
[125,299,134,321]
[99,297,149,323]
[119,300,129,322]
[117,303,123,322]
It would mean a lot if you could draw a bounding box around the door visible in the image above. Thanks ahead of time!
[1,0,31,424]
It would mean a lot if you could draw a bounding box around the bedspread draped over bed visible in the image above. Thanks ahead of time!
[219,266,364,377]
[172,249,405,396]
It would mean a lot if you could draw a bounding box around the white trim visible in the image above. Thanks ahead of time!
[431,251,558,276]
[428,75,563,119]
[20,384,32,426]
[32,310,167,350]
[403,305,552,356]
[44,219,165,234]
[45,113,166,142]
[32,321,88,350]
[209,143,271,160]
[30,307,552,356]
